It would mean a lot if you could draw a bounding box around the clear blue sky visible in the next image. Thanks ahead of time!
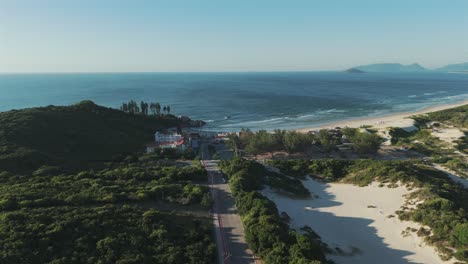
[1,0,468,72]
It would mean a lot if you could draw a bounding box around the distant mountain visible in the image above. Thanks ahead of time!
[353,63,426,73]
[345,68,365,73]
[435,62,468,72]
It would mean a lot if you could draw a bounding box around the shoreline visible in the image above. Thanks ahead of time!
[295,99,468,132]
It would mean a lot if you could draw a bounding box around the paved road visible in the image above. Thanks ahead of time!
[200,142,256,264]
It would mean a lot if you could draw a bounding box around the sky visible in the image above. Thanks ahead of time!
[1,0,468,72]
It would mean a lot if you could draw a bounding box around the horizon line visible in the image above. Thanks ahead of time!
[1,61,466,74]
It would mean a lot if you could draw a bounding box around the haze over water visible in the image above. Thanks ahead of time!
[0,72,467,131]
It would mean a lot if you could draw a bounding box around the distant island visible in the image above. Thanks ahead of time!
[345,68,365,73]
[346,61,468,73]
[435,62,468,72]
[349,63,426,73]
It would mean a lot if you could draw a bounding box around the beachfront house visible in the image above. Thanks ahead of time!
[146,131,186,153]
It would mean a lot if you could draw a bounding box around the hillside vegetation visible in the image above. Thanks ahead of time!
[0,102,216,264]
[391,104,468,177]
[0,100,186,172]
[413,104,468,129]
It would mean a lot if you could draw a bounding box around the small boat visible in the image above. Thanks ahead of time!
[224,116,231,119]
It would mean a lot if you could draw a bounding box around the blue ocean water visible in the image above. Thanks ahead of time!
[0,72,467,131]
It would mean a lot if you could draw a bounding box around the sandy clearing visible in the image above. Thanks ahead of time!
[262,179,453,264]
[431,127,465,147]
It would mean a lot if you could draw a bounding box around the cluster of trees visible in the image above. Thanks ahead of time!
[120,100,171,116]
[228,127,382,157]
[228,129,317,156]
[341,127,382,154]
[219,158,328,264]
[267,171,311,197]
[270,159,468,261]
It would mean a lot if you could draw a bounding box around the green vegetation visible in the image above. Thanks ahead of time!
[228,129,316,155]
[315,129,340,152]
[0,100,190,173]
[227,127,382,157]
[267,171,310,197]
[389,105,468,178]
[120,100,172,116]
[147,148,197,160]
[0,157,215,263]
[0,206,215,264]
[389,127,453,157]
[413,104,468,128]
[341,127,382,154]
[219,158,328,264]
[0,101,215,263]
[454,134,468,154]
[270,159,468,261]
[0,159,209,210]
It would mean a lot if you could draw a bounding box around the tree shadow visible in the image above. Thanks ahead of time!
[264,179,425,264]
[213,186,255,263]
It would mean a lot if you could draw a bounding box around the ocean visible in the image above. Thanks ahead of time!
[0,72,467,131]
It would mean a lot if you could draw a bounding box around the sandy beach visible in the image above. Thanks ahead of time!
[296,100,468,133]
[262,179,453,264]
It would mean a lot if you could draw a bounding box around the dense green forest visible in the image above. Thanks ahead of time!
[219,158,329,264]
[0,100,189,172]
[0,159,215,264]
[269,159,468,261]
[0,102,215,264]
[0,206,214,264]
[0,159,210,210]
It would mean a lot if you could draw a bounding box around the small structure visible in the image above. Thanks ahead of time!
[188,132,200,151]
[147,131,186,153]
[155,131,182,142]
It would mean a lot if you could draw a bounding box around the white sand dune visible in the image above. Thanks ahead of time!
[262,179,453,264]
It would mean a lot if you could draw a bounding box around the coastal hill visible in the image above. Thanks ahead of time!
[0,101,216,263]
[0,100,191,172]
[351,63,426,72]
[347,61,468,73]
[435,62,468,72]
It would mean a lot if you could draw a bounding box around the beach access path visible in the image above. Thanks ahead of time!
[200,141,257,264]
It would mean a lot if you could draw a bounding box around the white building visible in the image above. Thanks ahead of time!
[146,131,186,153]
[155,132,183,143]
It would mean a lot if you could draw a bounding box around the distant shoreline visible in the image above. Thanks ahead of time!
[295,99,468,132]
